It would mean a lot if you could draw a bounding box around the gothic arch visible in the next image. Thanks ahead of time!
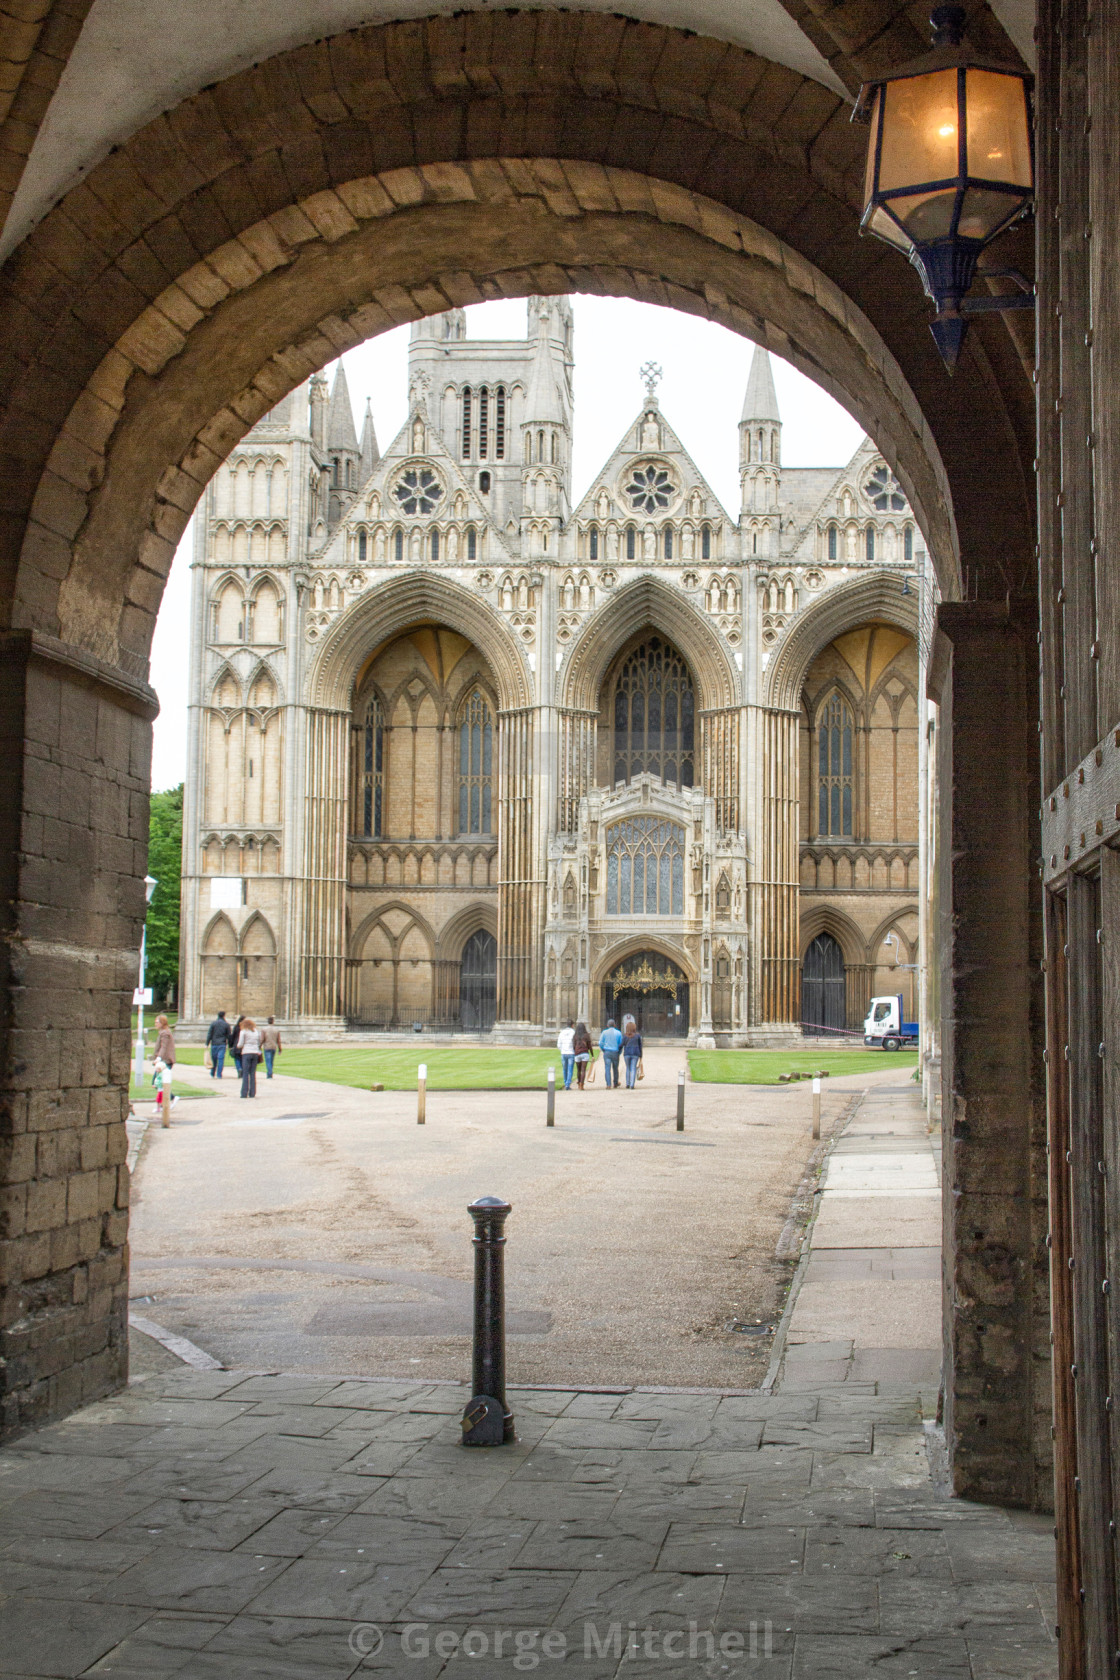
[349,899,437,961]
[799,904,868,969]
[310,572,530,712]
[435,902,499,964]
[560,576,739,713]
[765,573,921,712]
[868,904,920,965]
[592,933,698,990]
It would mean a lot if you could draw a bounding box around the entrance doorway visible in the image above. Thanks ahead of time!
[603,952,689,1037]
[801,932,846,1034]
[459,929,497,1031]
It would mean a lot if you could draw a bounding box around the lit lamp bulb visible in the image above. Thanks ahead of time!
[854,5,1034,369]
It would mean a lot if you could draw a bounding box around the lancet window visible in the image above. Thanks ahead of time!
[605,816,685,916]
[352,693,385,838]
[459,690,493,835]
[817,692,854,838]
[611,637,695,789]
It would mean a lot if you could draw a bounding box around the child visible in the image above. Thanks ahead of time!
[153,1057,177,1127]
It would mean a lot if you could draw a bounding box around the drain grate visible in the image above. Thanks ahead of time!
[727,1320,774,1336]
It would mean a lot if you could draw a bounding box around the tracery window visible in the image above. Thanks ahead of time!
[459,690,493,834]
[865,526,875,562]
[626,525,636,560]
[467,526,477,560]
[606,816,685,915]
[353,693,384,838]
[817,692,854,838]
[864,464,906,511]
[904,524,913,562]
[393,467,442,514]
[663,526,673,559]
[827,524,838,561]
[612,636,695,789]
[589,526,599,560]
[431,529,440,561]
[394,528,403,561]
[701,524,711,560]
[625,462,676,513]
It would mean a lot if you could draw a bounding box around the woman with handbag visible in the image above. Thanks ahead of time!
[572,1021,593,1090]
[623,1021,644,1089]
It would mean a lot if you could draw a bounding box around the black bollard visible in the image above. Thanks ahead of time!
[461,1195,515,1446]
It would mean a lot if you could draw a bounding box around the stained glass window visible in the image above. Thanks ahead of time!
[353,694,384,838]
[625,462,676,513]
[393,467,442,515]
[459,690,493,834]
[612,637,695,789]
[605,816,686,915]
[817,692,854,837]
[863,464,906,511]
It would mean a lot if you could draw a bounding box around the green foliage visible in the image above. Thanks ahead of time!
[145,785,183,1004]
[688,1048,918,1085]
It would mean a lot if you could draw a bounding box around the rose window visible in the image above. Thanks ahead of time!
[625,462,676,513]
[393,467,443,515]
[863,465,906,512]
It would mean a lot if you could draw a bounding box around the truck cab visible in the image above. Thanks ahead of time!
[863,994,919,1050]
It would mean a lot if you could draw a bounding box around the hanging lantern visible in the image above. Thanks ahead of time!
[854,5,1034,369]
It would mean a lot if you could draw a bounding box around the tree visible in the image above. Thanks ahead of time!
[146,785,183,1006]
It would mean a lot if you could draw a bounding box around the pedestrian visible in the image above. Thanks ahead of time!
[556,1018,576,1091]
[573,1021,593,1089]
[236,1017,261,1098]
[205,1009,231,1079]
[598,1017,623,1090]
[261,1016,282,1078]
[623,1020,644,1089]
[154,1014,176,1080]
[231,1016,246,1078]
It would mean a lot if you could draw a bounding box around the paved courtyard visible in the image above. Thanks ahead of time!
[0,1080,1057,1678]
[125,1048,868,1389]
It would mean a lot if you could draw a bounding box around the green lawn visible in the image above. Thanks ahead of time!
[688,1048,919,1085]
[173,1044,563,1090]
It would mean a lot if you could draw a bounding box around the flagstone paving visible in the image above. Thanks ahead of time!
[0,1085,1055,1677]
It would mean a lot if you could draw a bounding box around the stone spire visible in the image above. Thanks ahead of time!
[359,398,379,483]
[327,363,359,454]
[739,344,782,528]
[520,296,573,549]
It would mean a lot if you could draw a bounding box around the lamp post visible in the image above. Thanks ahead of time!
[133,874,158,1090]
[853,5,1034,369]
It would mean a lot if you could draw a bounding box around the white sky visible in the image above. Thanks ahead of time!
[149,295,866,790]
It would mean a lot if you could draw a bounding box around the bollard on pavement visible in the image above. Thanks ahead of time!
[461,1195,515,1446]
[546,1065,555,1126]
[417,1063,427,1125]
[676,1068,685,1131]
[812,1075,821,1140]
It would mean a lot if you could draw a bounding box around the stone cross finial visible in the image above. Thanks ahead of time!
[640,361,663,399]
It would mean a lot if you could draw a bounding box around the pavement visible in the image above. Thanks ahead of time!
[0,1068,1057,1678]
[123,1048,871,1390]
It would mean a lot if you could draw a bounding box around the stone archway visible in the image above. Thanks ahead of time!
[0,12,1043,1514]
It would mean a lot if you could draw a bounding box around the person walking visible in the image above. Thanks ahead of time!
[261,1016,282,1079]
[623,1021,644,1089]
[231,1016,246,1078]
[573,1021,593,1090]
[205,1010,231,1078]
[236,1018,262,1098]
[598,1017,623,1090]
[154,1015,176,1079]
[556,1019,576,1091]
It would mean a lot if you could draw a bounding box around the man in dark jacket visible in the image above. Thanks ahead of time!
[205,1011,232,1079]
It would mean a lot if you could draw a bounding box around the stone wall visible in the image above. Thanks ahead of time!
[0,634,155,1436]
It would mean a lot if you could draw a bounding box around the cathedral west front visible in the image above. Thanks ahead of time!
[179,298,929,1045]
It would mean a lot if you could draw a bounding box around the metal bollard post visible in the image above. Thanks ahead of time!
[461,1195,515,1446]
[546,1065,555,1126]
[676,1068,685,1131]
[812,1075,821,1141]
[417,1062,426,1125]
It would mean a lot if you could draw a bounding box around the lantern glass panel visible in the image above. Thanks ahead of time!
[866,204,913,250]
[863,88,881,208]
[879,70,960,193]
[964,69,1032,185]
[886,187,959,242]
[958,185,1026,241]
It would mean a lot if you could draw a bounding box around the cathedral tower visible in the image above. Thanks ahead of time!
[519,296,573,559]
[739,345,782,528]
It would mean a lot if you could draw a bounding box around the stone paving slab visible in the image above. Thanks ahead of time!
[0,1366,1056,1678]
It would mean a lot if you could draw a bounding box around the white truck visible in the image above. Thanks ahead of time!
[863,993,919,1051]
